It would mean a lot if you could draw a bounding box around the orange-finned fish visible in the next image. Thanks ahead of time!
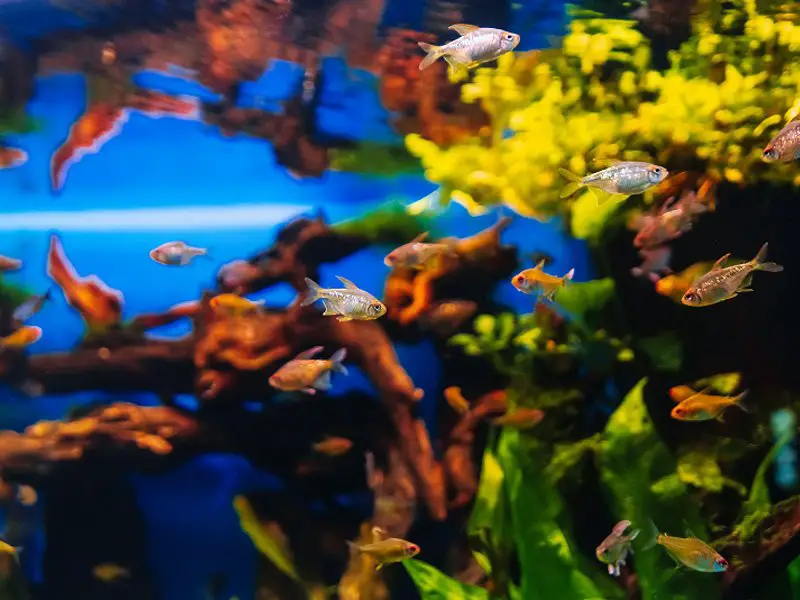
[444,386,470,415]
[0,326,41,349]
[0,255,22,272]
[596,520,640,577]
[655,261,715,303]
[92,563,131,582]
[512,260,575,300]
[671,389,749,422]
[418,24,520,75]
[682,243,783,307]
[313,436,354,457]
[347,527,420,571]
[655,529,728,573]
[149,241,208,266]
[668,385,697,403]
[47,234,123,328]
[302,277,386,322]
[559,162,669,204]
[383,232,456,270]
[209,293,265,316]
[762,120,800,163]
[269,347,348,395]
[490,408,544,429]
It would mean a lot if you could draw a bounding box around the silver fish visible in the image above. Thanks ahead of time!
[559,162,669,204]
[384,232,456,270]
[302,276,386,322]
[418,24,520,75]
[596,520,640,577]
[12,289,52,325]
[682,243,783,307]
[149,241,208,266]
[763,121,800,163]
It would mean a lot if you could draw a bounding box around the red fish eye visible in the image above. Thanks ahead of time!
[515,275,525,283]
[408,544,419,554]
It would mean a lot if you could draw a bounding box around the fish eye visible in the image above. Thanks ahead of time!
[762,148,778,162]
[683,291,697,303]
[407,544,420,555]
[648,167,666,183]
[715,557,728,570]
[505,33,515,41]
[515,275,526,284]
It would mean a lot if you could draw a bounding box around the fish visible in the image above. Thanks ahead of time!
[149,241,208,266]
[671,389,749,422]
[92,563,131,582]
[655,261,715,303]
[444,386,471,415]
[596,520,640,577]
[559,162,669,204]
[16,485,37,507]
[209,293,265,316]
[217,259,261,292]
[418,300,478,336]
[0,540,20,558]
[654,528,728,573]
[512,260,575,300]
[313,436,354,457]
[301,277,386,322]
[383,232,457,270]
[0,326,41,349]
[269,347,348,395]
[0,146,27,169]
[12,289,52,325]
[762,120,800,163]
[490,408,545,429]
[631,246,672,282]
[633,193,706,249]
[668,385,698,403]
[47,234,123,329]
[418,24,520,75]
[0,255,22,272]
[682,243,783,307]
[347,527,420,571]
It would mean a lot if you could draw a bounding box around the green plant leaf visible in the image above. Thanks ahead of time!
[554,278,615,323]
[546,435,602,484]
[403,559,489,600]
[597,379,722,600]
[638,332,683,372]
[474,314,496,338]
[676,449,745,495]
[234,496,301,583]
[468,447,507,575]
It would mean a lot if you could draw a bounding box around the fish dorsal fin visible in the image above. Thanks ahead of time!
[534,259,547,270]
[294,346,324,360]
[711,253,731,272]
[371,526,387,542]
[689,385,713,398]
[611,520,632,536]
[449,23,480,36]
[336,276,359,290]
[410,232,429,244]
[683,522,700,539]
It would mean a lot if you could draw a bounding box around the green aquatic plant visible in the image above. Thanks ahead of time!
[329,143,421,176]
[331,200,430,245]
[403,559,489,600]
[405,0,800,235]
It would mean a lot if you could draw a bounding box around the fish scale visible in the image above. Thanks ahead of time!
[585,162,657,194]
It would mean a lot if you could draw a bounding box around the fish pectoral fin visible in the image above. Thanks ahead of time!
[321,300,338,316]
[443,55,469,77]
[711,253,731,271]
[335,276,359,290]
[716,412,727,423]
[590,188,627,205]
[302,387,317,395]
[737,287,754,293]
[449,23,480,35]
[337,316,353,322]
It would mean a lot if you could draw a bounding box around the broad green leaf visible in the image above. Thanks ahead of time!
[546,435,602,484]
[403,559,489,600]
[694,372,742,395]
[676,449,746,496]
[474,314,496,338]
[597,379,722,600]
[638,332,683,372]
[468,448,506,574]
[234,496,300,583]
[554,278,615,323]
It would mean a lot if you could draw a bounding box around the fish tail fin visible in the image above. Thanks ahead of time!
[301,278,324,306]
[734,390,751,413]
[641,519,660,551]
[562,268,575,285]
[346,541,361,557]
[558,169,584,198]
[753,242,784,272]
[418,42,444,70]
[330,348,349,375]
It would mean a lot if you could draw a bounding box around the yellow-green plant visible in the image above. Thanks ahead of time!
[406,0,800,237]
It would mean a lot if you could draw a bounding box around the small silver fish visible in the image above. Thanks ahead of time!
[682,243,783,307]
[596,520,640,577]
[559,162,669,204]
[12,289,52,325]
[149,241,208,266]
[762,121,800,163]
[630,246,672,283]
[418,24,520,75]
[384,232,456,270]
[302,277,386,322]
